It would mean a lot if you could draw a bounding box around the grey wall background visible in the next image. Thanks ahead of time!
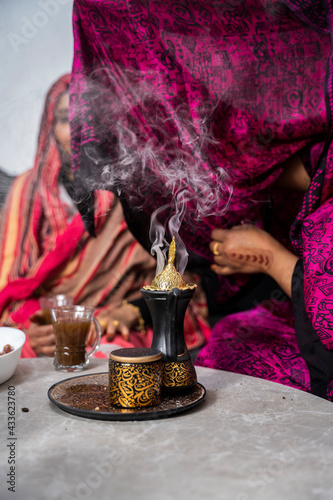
[0,0,74,176]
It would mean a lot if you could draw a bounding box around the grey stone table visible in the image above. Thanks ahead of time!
[1,358,333,500]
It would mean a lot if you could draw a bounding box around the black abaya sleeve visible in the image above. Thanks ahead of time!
[292,259,333,399]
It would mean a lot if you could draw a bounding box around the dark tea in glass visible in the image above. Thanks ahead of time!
[51,306,101,371]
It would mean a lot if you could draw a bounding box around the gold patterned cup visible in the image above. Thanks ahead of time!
[109,348,162,408]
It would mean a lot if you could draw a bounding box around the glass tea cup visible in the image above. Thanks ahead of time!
[51,305,101,372]
[39,294,74,324]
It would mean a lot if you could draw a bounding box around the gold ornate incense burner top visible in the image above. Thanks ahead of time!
[143,237,197,291]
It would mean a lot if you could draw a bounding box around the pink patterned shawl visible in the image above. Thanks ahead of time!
[69,0,328,253]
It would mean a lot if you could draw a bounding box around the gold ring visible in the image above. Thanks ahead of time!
[212,242,220,256]
[112,320,119,327]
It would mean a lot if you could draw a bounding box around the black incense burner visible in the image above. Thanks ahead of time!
[141,286,197,394]
[141,237,198,393]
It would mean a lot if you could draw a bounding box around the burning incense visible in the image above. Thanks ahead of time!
[143,237,196,291]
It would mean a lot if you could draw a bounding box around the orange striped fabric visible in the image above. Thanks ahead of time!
[0,74,210,355]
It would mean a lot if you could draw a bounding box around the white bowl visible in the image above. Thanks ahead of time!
[0,328,26,384]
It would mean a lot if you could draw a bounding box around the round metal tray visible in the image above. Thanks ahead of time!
[48,372,206,421]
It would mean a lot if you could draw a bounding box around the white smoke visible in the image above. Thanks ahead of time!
[71,67,234,271]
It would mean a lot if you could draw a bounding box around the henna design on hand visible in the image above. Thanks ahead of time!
[229,251,271,269]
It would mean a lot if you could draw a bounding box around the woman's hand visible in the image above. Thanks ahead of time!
[95,303,142,343]
[210,225,278,275]
[210,224,298,297]
[27,311,56,356]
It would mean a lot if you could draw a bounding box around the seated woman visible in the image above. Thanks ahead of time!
[0,74,210,357]
[67,0,333,401]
